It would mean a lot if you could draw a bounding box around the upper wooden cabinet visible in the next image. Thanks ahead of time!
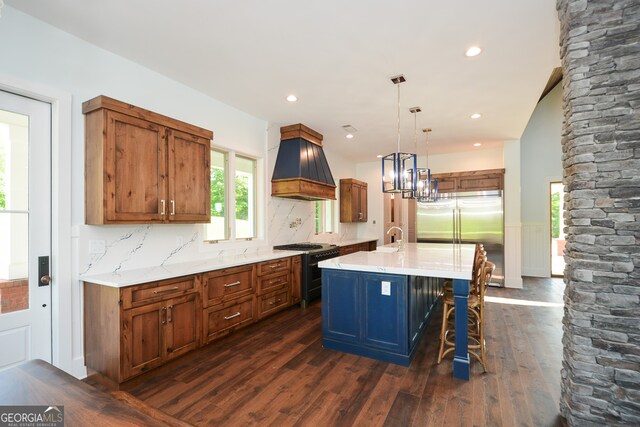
[340,178,368,223]
[83,96,213,224]
[431,168,505,193]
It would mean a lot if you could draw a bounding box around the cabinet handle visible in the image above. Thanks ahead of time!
[224,281,241,288]
[161,306,167,324]
[170,200,175,216]
[269,298,282,306]
[269,278,281,285]
[224,312,241,320]
[153,286,179,294]
[167,305,173,323]
[161,199,166,215]
[269,264,282,269]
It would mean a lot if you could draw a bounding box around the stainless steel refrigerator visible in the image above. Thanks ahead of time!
[416,190,504,286]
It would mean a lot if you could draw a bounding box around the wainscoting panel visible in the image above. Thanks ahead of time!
[522,222,550,277]
[504,223,523,288]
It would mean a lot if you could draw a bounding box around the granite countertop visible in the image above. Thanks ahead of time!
[318,242,475,280]
[81,249,302,288]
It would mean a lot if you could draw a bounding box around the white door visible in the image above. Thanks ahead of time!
[0,90,52,370]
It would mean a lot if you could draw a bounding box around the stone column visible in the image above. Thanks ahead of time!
[557,0,640,425]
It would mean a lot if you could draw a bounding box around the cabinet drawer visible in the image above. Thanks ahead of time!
[122,275,198,309]
[257,258,290,276]
[258,289,289,319]
[203,265,254,307]
[257,271,289,294]
[203,296,255,343]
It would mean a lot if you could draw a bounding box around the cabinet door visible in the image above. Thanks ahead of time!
[122,301,165,380]
[358,184,368,222]
[165,294,200,360]
[167,129,211,222]
[322,270,360,343]
[291,256,302,305]
[105,111,166,222]
[361,273,407,353]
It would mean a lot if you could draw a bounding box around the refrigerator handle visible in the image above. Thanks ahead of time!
[452,209,457,244]
[458,209,462,244]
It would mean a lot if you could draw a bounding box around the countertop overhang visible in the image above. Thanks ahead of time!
[318,243,475,280]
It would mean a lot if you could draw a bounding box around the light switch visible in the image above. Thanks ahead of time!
[381,281,391,296]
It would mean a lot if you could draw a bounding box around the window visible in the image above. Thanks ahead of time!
[205,148,259,242]
[206,148,228,241]
[235,155,256,239]
[315,200,335,234]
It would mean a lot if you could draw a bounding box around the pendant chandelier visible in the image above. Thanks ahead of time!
[415,128,439,202]
[382,75,417,195]
[402,106,422,199]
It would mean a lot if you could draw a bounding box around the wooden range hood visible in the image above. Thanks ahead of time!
[271,124,336,201]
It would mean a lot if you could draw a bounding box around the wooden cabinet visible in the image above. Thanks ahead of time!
[84,274,201,384]
[202,265,254,307]
[338,240,376,256]
[83,96,213,224]
[203,295,255,343]
[256,258,291,319]
[291,256,302,305]
[340,178,368,222]
[84,255,301,385]
[430,169,505,193]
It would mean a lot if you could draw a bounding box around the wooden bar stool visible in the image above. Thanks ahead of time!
[444,243,485,293]
[437,258,494,372]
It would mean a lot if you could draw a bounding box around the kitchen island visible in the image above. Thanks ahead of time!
[319,242,475,380]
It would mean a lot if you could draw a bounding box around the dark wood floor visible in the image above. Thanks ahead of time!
[113,277,566,427]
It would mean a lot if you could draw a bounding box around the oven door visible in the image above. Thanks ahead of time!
[304,259,323,302]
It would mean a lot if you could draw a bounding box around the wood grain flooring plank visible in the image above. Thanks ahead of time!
[383,391,421,427]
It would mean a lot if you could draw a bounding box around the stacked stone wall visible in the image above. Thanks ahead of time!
[557,0,640,425]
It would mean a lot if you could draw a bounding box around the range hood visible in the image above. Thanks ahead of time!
[271,124,336,201]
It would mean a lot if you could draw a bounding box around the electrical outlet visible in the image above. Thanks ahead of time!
[89,240,106,255]
[381,281,391,296]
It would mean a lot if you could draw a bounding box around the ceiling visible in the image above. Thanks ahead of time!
[7,0,560,162]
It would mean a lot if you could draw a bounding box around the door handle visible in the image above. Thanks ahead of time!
[38,256,50,287]
[161,199,166,215]
[167,305,173,323]
[161,307,167,324]
[170,200,175,216]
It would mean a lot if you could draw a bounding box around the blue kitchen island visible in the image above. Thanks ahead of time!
[319,243,475,380]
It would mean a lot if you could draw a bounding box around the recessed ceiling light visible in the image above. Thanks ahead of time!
[376,155,383,158]
[470,113,482,119]
[465,46,482,57]
[346,134,354,139]
[473,143,482,147]
[286,94,298,102]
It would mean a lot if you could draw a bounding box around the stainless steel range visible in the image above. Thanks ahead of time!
[273,243,340,307]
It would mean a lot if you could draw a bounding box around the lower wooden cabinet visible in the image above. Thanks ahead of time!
[84,275,201,384]
[339,240,377,256]
[203,295,255,343]
[291,256,302,305]
[84,255,301,385]
[258,288,290,319]
[122,293,200,379]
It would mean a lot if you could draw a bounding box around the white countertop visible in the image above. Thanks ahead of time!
[318,243,475,280]
[81,249,302,288]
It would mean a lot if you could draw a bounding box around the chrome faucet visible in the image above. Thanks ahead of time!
[386,226,404,247]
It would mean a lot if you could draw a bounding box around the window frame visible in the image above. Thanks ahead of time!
[205,146,229,243]
[204,145,260,244]
[314,199,335,235]
[234,153,257,240]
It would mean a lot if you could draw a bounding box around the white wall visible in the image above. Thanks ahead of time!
[520,84,563,277]
[504,140,523,288]
[356,147,505,245]
[0,6,268,377]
